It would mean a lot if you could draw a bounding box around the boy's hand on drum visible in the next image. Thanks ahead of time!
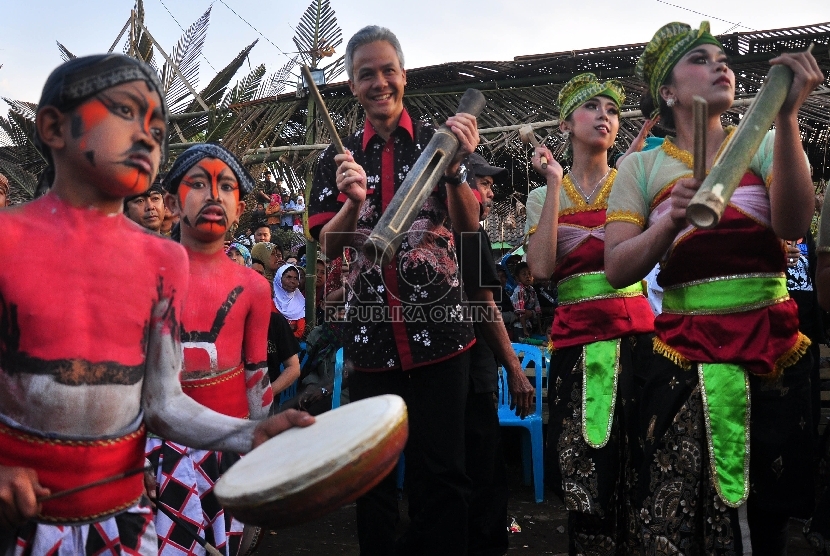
[252,410,316,449]
[0,465,49,531]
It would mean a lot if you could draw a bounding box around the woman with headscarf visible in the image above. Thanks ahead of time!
[525,74,655,554]
[226,242,252,267]
[251,241,281,290]
[604,21,822,554]
[273,263,306,338]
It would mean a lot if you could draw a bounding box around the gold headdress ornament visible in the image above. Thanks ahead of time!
[557,73,625,120]
[636,21,724,116]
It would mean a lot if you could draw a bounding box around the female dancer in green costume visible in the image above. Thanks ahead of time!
[605,21,823,555]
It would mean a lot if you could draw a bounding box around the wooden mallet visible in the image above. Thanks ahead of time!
[301,65,346,155]
[519,125,547,169]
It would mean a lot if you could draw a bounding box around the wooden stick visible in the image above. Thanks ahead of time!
[686,44,814,229]
[518,125,547,169]
[301,66,346,155]
[156,502,224,556]
[692,96,708,182]
[37,465,151,502]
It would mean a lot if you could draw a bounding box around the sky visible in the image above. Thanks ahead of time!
[0,0,827,107]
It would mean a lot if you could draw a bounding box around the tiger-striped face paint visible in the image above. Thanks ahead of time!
[177,158,244,241]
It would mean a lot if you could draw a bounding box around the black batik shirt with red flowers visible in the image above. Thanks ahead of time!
[308,109,476,371]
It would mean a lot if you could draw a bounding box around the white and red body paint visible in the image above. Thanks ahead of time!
[0,194,263,450]
[178,248,273,419]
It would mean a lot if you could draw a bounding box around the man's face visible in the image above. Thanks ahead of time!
[475,176,495,219]
[64,81,166,198]
[173,157,244,242]
[518,267,533,286]
[125,191,164,232]
[348,40,407,127]
[254,226,271,243]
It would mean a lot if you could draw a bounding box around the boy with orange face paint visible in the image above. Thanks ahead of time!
[0,55,313,555]
[145,143,275,556]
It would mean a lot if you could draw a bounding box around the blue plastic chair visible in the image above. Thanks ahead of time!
[332,347,344,409]
[498,342,545,503]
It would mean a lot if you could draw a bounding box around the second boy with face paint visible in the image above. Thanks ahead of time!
[145,143,278,555]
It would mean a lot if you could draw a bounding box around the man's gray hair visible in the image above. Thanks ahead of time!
[345,25,405,81]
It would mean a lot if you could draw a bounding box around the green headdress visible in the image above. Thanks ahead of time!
[636,21,724,115]
[558,73,625,120]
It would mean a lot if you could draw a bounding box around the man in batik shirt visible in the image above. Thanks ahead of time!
[308,25,481,555]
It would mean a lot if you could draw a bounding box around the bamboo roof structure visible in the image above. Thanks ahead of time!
[227,22,830,244]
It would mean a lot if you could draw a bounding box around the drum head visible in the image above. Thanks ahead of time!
[216,394,407,529]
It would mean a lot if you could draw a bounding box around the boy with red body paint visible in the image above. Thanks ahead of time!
[145,144,274,555]
[0,55,312,555]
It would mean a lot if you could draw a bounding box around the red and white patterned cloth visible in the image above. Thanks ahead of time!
[145,438,242,556]
[11,498,156,556]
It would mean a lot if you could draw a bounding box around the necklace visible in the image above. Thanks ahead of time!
[570,167,612,202]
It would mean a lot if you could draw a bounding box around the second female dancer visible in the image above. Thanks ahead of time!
[526,74,655,554]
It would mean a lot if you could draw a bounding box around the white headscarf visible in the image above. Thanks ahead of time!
[273,264,305,320]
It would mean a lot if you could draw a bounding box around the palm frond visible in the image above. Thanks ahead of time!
[321,55,344,83]
[2,99,37,121]
[56,42,77,62]
[174,40,258,140]
[223,65,266,108]
[163,6,211,112]
[256,55,298,100]
[0,159,38,202]
[292,0,342,69]
[197,40,257,107]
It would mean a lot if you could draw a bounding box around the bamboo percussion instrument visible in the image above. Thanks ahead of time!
[301,65,346,155]
[686,45,813,229]
[519,125,548,169]
[692,96,708,182]
[362,88,487,267]
[214,394,408,529]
